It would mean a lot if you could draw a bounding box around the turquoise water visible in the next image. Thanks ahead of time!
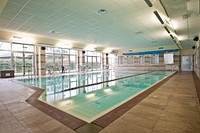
[18,71,147,92]
[18,71,173,122]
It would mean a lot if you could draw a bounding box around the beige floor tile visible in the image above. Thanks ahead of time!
[1,72,200,133]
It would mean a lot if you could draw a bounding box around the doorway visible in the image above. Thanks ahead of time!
[13,52,34,76]
[181,55,193,71]
[12,43,35,76]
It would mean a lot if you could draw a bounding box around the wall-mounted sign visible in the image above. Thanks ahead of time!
[164,53,174,64]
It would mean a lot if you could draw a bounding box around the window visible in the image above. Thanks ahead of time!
[151,54,159,64]
[70,49,76,55]
[46,47,54,53]
[0,42,11,50]
[23,45,34,52]
[62,49,69,54]
[0,42,12,70]
[54,47,62,54]
[12,43,35,76]
[45,46,78,73]
[84,51,102,71]
[108,54,116,66]
[55,54,62,71]
[127,56,134,64]
[118,56,123,64]
[70,55,76,71]
[0,51,11,70]
[46,54,54,71]
[139,55,144,64]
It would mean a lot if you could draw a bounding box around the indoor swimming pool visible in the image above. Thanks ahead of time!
[18,71,174,122]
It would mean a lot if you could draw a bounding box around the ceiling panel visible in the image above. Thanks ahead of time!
[0,0,199,50]
[161,0,200,49]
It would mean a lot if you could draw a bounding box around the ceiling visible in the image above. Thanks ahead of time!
[0,0,199,50]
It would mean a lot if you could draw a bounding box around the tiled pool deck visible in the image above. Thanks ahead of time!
[0,72,200,133]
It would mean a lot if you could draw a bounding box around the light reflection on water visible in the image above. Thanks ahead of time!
[18,71,173,122]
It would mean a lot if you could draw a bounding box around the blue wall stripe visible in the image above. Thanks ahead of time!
[123,49,179,56]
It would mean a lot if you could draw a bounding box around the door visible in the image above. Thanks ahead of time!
[13,52,34,76]
[12,43,35,76]
[181,55,193,71]
[92,57,97,71]
[13,52,23,76]
[24,53,34,75]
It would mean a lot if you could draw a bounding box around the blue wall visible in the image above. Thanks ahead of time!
[123,49,179,56]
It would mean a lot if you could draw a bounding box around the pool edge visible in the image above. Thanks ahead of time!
[12,71,177,131]
[92,71,177,128]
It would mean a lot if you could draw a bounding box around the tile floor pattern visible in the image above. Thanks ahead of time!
[100,72,200,133]
[0,72,200,133]
[0,80,75,133]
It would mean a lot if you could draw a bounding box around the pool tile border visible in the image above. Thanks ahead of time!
[13,71,177,131]
[13,81,87,130]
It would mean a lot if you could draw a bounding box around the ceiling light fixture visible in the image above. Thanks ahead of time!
[50,30,56,34]
[164,26,170,33]
[144,0,153,7]
[153,11,164,24]
[135,31,143,35]
[170,34,174,39]
[97,9,108,15]
[151,41,157,43]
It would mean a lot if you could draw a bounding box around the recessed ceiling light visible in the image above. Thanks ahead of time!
[97,9,108,15]
[135,31,143,35]
[152,41,157,43]
[50,30,56,34]
[90,40,96,43]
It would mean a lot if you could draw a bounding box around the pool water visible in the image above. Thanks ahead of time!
[18,71,173,122]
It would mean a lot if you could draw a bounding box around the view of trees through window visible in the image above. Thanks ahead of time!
[45,47,77,73]
[0,41,116,76]
[0,42,34,76]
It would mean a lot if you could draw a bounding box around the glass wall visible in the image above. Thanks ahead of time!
[118,56,123,64]
[108,54,116,69]
[139,55,144,64]
[45,46,77,73]
[84,51,102,71]
[127,56,133,64]
[0,42,12,70]
[70,50,77,71]
[0,41,35,76]
[151,54,159,64]
[12,43,34,76]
